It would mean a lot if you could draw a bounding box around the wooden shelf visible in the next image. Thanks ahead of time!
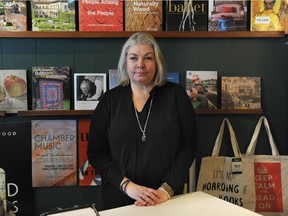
[0,31,284,39]
[17,110,93,116]
[12,109,263,117]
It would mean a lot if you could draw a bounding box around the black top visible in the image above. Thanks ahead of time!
[87,81,197,209]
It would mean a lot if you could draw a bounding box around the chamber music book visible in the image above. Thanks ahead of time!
[31,120,77,187]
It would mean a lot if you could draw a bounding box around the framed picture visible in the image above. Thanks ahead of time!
[74,73,107,110]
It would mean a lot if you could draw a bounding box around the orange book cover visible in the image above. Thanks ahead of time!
[78,119,101,186]
[125,0,163,31]
[79,0,123,31]
[251,0,285,32]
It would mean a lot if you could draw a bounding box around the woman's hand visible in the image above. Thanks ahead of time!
[125,181,170,206]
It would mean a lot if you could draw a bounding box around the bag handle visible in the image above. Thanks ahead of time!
[212,118,241,157]
[246,116,279,156]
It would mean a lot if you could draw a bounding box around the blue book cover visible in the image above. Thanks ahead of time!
[167,72,180,84]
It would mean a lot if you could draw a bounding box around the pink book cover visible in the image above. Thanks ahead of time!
[79,0,123,31]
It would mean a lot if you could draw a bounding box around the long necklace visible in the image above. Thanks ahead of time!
[134,91,154,142]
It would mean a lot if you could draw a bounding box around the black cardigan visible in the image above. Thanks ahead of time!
[87,81,197,209]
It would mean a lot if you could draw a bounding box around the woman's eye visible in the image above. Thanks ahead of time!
[129,57,138,61]
[144,56,153,61]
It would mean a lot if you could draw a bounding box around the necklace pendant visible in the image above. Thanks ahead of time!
[142,133,146,142]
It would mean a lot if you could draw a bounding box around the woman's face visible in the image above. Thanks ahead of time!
[126,44,156,87]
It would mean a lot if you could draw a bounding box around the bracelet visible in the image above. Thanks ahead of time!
[123,180,131,194]
[120,179,131,193]
[159,187,171,199]
[160,182,174,197]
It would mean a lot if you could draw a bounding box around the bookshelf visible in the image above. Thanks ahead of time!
[12,109,263,117]
[0,31,284,39]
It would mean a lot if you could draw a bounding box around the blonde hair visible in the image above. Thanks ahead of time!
[117,32,166,87]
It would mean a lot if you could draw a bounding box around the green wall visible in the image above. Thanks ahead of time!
[0,35,288,215]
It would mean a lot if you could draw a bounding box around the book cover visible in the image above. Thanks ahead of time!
[0,121,35,215]
[0,168,5,215]
[79,0,123,31]
[31,120,77,187]
[78,119,101,186]
[221,77,261,109]
[108,69,119,90]
[32,66,71,110]
[167,72,180,84]
[31,0,76,31]
[0,69,27,113]
[208,0,248,31]
[280,0,288,34]
[0,0,27,31]
[186,71,218,109]
[74,73,106,110]
[125,0,163,31]
[165,0,208,31]
[251,0,284,32]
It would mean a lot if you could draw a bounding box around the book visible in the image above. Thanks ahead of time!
[31,0,76,31]
[0,168,6,214]
[108,69,119,90]
[0,0,27,31]
[74,73,107,110]
[79,0,123,31]
[31,120,77,187]
[0,121,35,215]
[251,0,284,32]
[78,119,101,186]
[167,72,180,84]
[32,66,71,110]
[280,0,288,34]
[221,77,261,109]
[165,0,208,31]
[208,0,248,31]
[186,71,218,109]
[125,0,163,31]
[0,69,27,113]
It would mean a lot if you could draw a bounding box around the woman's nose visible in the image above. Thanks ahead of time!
[137,59,144,68]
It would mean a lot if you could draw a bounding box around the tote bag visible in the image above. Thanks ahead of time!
[197,118,256,211]
[246,116,288,216]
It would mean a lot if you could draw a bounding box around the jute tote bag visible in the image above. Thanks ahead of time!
[197,118,256,211]
[246,116,288,216]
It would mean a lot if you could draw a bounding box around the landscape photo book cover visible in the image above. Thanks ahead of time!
[0,0,27,31]
[31,66,71,110]
[31,0,76,31]
[221,76,261,109]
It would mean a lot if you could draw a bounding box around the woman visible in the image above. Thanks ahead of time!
[87,32,197,210]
